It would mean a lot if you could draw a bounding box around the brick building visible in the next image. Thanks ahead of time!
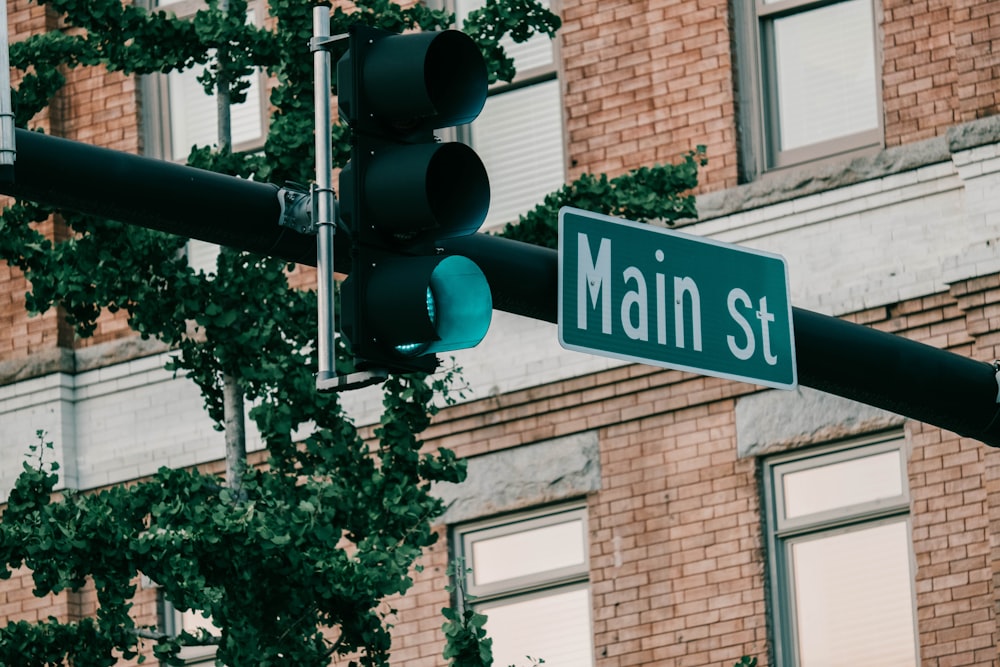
[3,0,1000,666]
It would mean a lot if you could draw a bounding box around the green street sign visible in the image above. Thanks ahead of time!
[558,207,797,389]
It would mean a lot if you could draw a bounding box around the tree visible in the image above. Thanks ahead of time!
[0,0,703,665]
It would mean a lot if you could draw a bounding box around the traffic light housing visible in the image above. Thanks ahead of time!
[338,25,493,373]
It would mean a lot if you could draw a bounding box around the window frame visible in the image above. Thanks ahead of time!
[142,0,269,162]
[159,595,220,665]
[458,503,589,600]
[141,0,269,272]
[444,0,567,230]
[452,503,594,666]
[761,434,919,667]
[734,0,884,181]
[446,0,562,89]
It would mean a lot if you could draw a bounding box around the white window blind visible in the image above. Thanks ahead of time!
[790,520,918,666]
[166,61,264,160]
[455,0,565,231]
[478,585,593,667]
[468,511,586,589]
[155,1,266,161]
[764,438,919,667]
[153,1,266,272]
[456,506,594,667]
[771,0,878,152]
[781,449,903,519]
[736,0,883,176]
[185,238,220,274]
[455,0,555,72]
[469,79,565,230]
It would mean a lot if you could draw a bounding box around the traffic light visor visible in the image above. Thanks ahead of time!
[366,255,492,355]
[352,29,488,129]
[365,142,489,241]
[423,255,492,353]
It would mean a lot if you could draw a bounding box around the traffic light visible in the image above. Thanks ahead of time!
[337,25,493,374]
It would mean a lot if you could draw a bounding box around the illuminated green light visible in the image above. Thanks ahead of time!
[395,287,437,357]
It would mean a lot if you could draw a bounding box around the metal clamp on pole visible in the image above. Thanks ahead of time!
[276,185,313,234]
[311,7,385,393]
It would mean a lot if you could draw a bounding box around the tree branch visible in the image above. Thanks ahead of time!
[133,628,222,646]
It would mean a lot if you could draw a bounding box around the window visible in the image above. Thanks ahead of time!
[453,0,565,231]
[454,505,594,667]
[159,598,221,665]
[762,436,919,666]
[144,0,268,272]
[145,0,267,162]
[734,0,882,178]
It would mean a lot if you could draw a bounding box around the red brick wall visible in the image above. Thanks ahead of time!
[1,3,144,360]
[59,67,141,153]
[1,3,64,363]
[0,567,160,665]
[0,262,68,361]
[0,566,67,624]
[954,0,1000,123]
[7,0,46,42]
[561,0,739,192]
[882,0,959,146]
[949,275,1000,665]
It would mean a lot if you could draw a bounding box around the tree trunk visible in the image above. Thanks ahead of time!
[223,372,247,498]
[217,0,244,497]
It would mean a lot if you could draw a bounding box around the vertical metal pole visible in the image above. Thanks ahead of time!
[312,5,337,386]
[0,0,16,182]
